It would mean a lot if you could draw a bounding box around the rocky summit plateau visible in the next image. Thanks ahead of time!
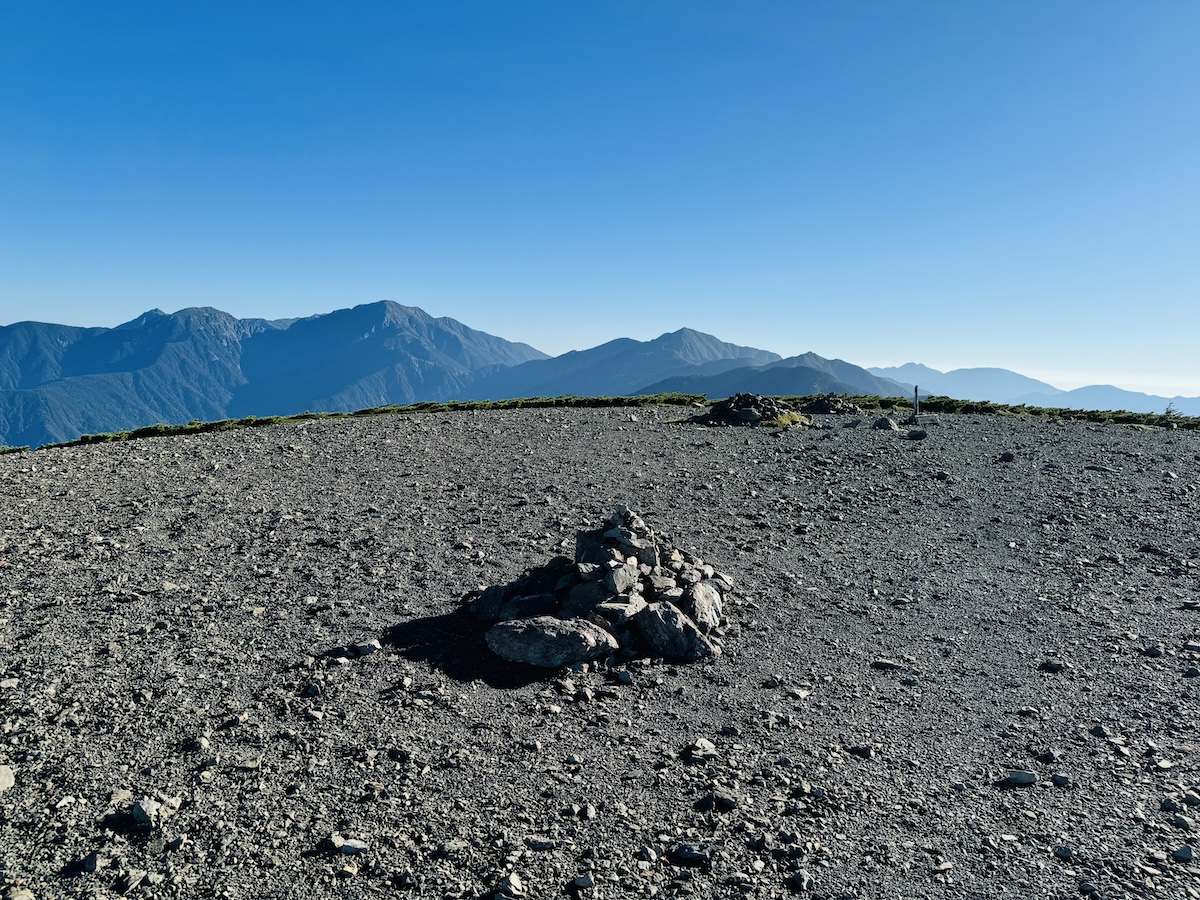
[1,405,1199,900]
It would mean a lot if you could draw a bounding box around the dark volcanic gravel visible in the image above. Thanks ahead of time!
[1,407,1199,900]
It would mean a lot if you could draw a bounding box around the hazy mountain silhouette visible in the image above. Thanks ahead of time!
[868,363,1062,403]
[1010,386,1200,417]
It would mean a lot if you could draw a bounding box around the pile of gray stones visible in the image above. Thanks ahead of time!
[467,506,732,669]
[695,392,798,426]
[798,393,866,416]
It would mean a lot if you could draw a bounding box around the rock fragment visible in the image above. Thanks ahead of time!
[1000,770,1037,787]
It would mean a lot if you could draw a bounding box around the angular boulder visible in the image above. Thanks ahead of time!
[635,602,719,662]
[683,581,722,633]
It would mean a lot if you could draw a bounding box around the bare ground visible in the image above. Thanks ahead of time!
[1,407,1198,900]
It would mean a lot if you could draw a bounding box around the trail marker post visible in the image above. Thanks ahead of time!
[907,385,939,425]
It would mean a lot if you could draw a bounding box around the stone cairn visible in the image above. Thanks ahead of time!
[695,393,799,427]
[467,506,732,669]
[798,393,865,416]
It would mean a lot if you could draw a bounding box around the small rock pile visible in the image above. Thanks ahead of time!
[696,393,799,426]
[799,393,865,416]
[467,507,733,668]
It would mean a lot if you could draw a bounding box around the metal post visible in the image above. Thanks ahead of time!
[914,386,920,418]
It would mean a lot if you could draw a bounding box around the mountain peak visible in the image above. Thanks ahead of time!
[114,309,168,330]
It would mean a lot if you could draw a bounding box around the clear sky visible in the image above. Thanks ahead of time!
[2,1,1197,396]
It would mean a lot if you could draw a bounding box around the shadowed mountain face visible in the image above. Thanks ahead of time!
[229,302,549,417]
[0,308,285,448]
[0,303,548,447]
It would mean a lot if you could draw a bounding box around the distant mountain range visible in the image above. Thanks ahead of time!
[0,302,1195,447]
[867,363,1063,402]
[867,363,1200,417]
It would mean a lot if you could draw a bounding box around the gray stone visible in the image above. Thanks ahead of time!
[873,416,900,431]
[786,870,816,891]
[116,869,147,895]
[470,585,509,622]
[590,594,647,628]
[574,872,596,889]
[1173,845,1194,863]
[684,581,723,633]
[1001,770,1037,787]
[352,639,382,657]
[648,573,679,595]
[604,563,640,595]
[635,603,718,662]
[671,843,712,867]
[498,593,559,622]
[575,562,604,582]
[486,616,619,668]
[684,737,720,764]
[0,764,13,794]
[563,580,612,616]
[132,796,162,825]
[496,872,525,896]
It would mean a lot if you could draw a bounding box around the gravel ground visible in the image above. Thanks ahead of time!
[1,407,1198,900]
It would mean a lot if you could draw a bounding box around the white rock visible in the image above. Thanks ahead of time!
[132,797,162,825]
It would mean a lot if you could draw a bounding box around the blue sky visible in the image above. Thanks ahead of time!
[2,1,1197,396]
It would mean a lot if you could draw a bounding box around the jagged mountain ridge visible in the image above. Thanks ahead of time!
[229,302,550,417]
[4,305,1198,448]
[0,303,551,447]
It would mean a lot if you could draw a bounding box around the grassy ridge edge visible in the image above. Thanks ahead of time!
[30,391,1200,452]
